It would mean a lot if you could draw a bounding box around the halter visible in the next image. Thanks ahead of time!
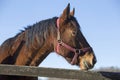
[55,18,91,65]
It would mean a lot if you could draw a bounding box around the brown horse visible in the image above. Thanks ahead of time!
[0,3,96,80]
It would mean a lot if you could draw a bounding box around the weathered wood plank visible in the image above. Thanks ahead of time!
[0,64,120,80]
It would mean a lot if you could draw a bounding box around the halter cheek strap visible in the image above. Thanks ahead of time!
[55,18,91,65]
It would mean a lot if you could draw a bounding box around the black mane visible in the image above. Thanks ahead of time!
[19,17,58,50]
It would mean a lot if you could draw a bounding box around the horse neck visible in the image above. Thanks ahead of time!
[25,17,58,66]
[29,37,54,66]
[28,25,57,66]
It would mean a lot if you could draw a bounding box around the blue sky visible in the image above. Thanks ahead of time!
[0,0,120,70]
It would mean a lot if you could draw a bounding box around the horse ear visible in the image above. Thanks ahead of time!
[70,8,75,16]
[60,3,70,22]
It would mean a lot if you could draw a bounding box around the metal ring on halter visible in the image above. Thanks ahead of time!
[57,40,62,44]
[75,49,81,54]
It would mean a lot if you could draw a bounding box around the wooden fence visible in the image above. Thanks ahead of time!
[0,64,120,80]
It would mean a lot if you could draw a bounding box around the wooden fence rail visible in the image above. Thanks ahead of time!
[0,64,120,80]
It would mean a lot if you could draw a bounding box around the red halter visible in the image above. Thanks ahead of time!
[55,18,91,65]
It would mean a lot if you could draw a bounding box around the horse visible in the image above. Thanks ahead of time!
[0,3,96,80]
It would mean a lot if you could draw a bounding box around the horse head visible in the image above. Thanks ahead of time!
[54,4,97,70]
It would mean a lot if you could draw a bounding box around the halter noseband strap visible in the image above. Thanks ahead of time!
[56,18,91,65]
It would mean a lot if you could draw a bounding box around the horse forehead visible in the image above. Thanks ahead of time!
[69,18,80,29]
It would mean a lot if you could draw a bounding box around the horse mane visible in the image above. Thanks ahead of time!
[22,17,58,50]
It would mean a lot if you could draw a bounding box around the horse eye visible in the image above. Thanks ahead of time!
[72,31,77,36]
